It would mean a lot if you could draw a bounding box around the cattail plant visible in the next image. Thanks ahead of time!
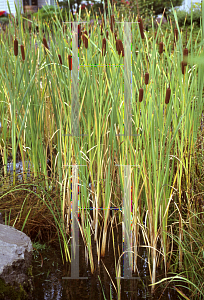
[68,55,72,71]
[102,38,106,56]
[78,24,81,48]
[183,47,188,66]
[139,88,143,102]
[20,45,25,61]
[83,31,88,49]
[165,87,171,104]
[101,24,103,35]
[117,39,123,56]
[111,15,114,32]
[43,37,49,50]
[106,30,109,39]
[138,17,144,39]
[58,54,62,65]
[114,32,117,41]
[159,42,164,54]
[181,61,185,75]
[145,72,149,85]
[122,48,124,57]
[14,38,18,56]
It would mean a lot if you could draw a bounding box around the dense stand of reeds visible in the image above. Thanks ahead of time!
[0,1,204,297]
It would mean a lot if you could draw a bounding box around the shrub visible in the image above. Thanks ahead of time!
[169,8,202,27]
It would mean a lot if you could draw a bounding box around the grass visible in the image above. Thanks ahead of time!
[0,1,204,298]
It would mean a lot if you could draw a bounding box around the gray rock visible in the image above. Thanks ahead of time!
[154,16,168,28]
[0,224,34,299]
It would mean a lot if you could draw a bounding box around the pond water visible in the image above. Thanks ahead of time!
[32,223,183,300]
[0,157,190,299]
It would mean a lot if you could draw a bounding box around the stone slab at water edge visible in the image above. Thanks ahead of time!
[0,222,34,300]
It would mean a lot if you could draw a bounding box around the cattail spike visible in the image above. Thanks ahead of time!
[183,47,188,66]
[20,45,25,61]
[68,55,72,71]
[58,54,62,65]
[145,72,149,85]
[43,37,49,50]
[165,88,171,104]
[14,38,18,56]
[122,48,124,57]
[111,15,114,32]
[159,42,163,54]
[118,39,123,55]
[106,30,109,39]
[102,38,106,56]
[83,30,88,49]
[181,61,185,75]
[78,24,81,48]
[139,88,143,102]
[138,17,144,39]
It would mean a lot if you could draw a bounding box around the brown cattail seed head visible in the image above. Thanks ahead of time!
[83,31,88,49]
[183,47,188,65]
[159,42,163,54]
[165,88,171,104]
[139,88,144,102]
[145,72,149,85]
[43,37,49,50]
[106,30,109,39]
[111,15,114,32]
[118,39,123,55]
[68,55,72,71]
[20,45,25,61]
[174,28,178,42]
[181,61,185,74]
[14,38,18,56]
[78,24,81,38]
[58,54,62,65]
[101,24,103,35]
[82,31,85,44]
[102,38,106,56]
[138,18,144,39]
[122,48,124,57]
